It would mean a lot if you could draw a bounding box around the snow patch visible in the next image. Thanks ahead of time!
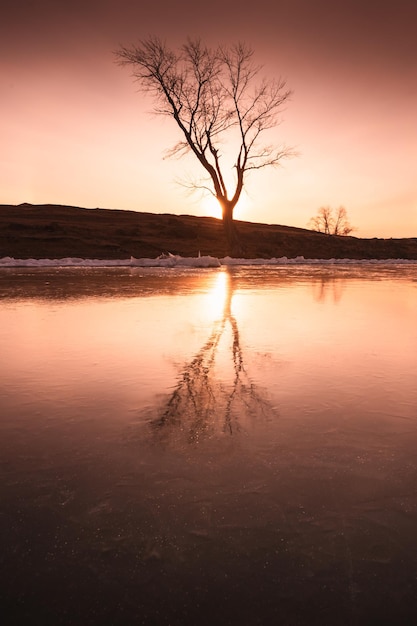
[1,254,416,268]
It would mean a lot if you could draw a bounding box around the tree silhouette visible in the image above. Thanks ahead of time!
[151,270,276,445]
[308,206,355,236]
[116,38,293,255]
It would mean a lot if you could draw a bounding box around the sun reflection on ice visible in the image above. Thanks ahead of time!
[152,268,276,445]
[206,268,228,309]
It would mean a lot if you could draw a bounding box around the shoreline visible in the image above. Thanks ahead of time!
[2,254,417,268]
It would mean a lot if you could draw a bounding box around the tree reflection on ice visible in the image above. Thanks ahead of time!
[311,273,346,303]
[152,269,275,443]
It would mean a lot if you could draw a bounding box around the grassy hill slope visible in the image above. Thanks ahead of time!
[1,203,417,260]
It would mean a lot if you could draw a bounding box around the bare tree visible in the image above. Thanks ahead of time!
[308,206,355,236]
[115,37,293,255]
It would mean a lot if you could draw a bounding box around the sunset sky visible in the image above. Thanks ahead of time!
[2,0,416,238]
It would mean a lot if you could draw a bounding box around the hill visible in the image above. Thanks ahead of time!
[1,203,417,260]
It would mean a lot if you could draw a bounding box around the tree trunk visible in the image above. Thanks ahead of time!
[221,200,244,257]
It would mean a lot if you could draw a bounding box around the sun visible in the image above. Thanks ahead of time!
[199,193,253,220]
[200,194,222,219]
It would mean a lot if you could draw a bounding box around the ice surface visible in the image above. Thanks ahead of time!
[1,254,417,267]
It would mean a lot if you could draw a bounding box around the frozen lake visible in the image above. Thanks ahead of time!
[1,264,417,625]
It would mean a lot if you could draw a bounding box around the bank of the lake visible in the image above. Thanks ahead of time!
[1,203,417,260]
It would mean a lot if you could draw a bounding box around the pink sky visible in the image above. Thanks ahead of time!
[2,0,416,237]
